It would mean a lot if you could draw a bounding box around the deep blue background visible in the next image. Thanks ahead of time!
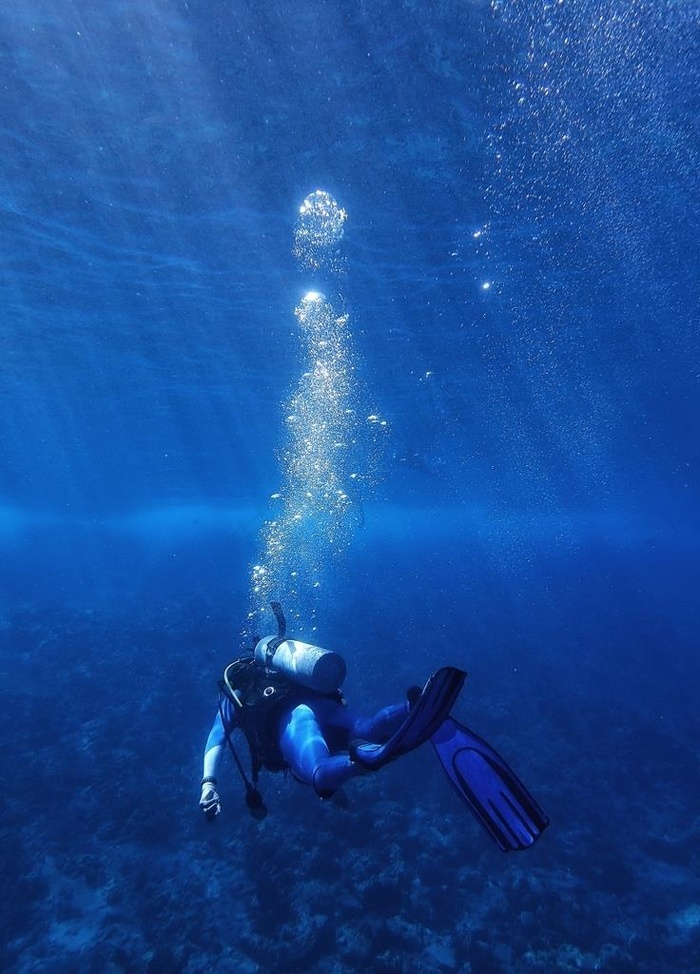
[1,1,699,972]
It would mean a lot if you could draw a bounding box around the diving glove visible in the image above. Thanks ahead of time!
[199,778,221,821]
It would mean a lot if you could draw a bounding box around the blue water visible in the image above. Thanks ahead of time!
[2,1,699,971]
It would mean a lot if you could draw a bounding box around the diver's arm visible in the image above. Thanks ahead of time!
[199,704,233,820]
[203,742,224,780]
[202,709,227,775]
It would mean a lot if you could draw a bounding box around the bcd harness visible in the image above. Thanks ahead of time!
[218,652,344,819]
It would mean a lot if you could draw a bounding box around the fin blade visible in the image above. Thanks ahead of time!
[432,717,549,852]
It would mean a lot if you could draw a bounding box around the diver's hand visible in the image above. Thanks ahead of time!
[199,779,221,821]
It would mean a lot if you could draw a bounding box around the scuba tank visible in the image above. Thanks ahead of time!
[254,601,347,693]
[254,635,346,693]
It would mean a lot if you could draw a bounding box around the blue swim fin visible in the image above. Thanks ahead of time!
[432,717,549,852]
[351,667,466,770]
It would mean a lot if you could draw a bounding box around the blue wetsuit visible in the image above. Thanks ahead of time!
[205,694,408,796]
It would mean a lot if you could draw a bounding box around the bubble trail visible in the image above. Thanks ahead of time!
[293,189,347,272]
[247,192,358,637]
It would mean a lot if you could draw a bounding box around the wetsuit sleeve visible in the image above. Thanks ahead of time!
[205,710,226,751]
[202,699,236,779]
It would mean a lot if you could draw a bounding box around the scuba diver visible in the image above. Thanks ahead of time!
[200,603,549,852]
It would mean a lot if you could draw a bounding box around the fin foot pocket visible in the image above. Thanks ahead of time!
[351,667,466,771]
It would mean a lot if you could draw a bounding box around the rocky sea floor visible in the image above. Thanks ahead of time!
[2,601,700,973]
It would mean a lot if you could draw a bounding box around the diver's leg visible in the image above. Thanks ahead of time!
[279,703,360,798]
[309,696,408,745]
[352,703,408,743]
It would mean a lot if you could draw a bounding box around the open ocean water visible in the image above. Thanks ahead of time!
[1,1,699,972]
